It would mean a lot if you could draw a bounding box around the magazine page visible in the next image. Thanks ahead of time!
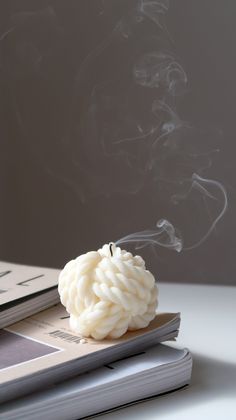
[0,261,60,306]
[0,303,178,386]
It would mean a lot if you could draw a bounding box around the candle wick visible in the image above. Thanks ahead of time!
[109,243,113,257]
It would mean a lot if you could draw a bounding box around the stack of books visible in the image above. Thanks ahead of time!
[0,261,192,419]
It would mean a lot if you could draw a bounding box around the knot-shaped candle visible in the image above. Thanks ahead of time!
[58,243,158,340]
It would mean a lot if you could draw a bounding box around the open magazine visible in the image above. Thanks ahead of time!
[0,261,60,328]
[0,303,180,403]
[0,344,192,420]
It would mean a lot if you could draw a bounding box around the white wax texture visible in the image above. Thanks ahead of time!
[58,243,158,340]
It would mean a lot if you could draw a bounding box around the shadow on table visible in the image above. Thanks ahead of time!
[96,352,236,419]
[180,353,236,407]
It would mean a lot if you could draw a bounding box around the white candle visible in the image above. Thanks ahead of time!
[58,243,158,340]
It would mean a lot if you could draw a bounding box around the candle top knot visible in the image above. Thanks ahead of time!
[58,243,158,340]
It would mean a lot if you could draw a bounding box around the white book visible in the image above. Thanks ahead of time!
[0,261,60,328]
[0,344,192,420]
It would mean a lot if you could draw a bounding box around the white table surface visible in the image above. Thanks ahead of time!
[98,282,236,420]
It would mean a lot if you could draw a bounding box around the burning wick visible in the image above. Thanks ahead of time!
[58,243,158,340]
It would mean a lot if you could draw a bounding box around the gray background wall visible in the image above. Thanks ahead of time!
[0,0,235,285]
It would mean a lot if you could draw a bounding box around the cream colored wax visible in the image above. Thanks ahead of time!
[58,243,158,340]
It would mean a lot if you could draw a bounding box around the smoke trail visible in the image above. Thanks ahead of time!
[133,51,187,95]
[0,1,228,255]
[139,0,170,30]
[116,172,227,252]
[115,218,182,252]
[183,173,228,250]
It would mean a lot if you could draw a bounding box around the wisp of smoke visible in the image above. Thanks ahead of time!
[116,218,182,252]
[183,173,228,251]
[0,1,228,255]
[116,172,227,252]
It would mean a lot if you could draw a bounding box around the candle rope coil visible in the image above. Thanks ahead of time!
[58,244,158,340]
